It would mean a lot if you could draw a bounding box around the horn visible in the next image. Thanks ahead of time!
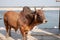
[34,7,36,11]
[34,7,37,21]
[35,14,37,21]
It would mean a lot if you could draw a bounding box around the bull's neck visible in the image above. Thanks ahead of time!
[29,21,37,30]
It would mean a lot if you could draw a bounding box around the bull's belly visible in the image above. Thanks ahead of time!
[9,22,17,27]
[8,20,18,31]
[8,16,18,27]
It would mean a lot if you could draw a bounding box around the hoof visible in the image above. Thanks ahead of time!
[6,35,9,38]
[9,34,11,37]
[6,33,9,38]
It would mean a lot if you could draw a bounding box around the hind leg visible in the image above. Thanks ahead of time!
[4,21,11,37]
[5,23,9,37]
[5,24,11,37]
[9,26,11,36]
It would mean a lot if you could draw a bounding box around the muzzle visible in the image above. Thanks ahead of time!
[43,19,47,23]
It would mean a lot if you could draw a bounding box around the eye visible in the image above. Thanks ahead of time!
[37,14,40,18]
[40,15,42,17]
[37,14,39,16]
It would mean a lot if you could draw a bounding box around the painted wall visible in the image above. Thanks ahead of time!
[0,0,60,6]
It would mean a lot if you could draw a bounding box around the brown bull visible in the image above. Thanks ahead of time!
[4,6,47,40]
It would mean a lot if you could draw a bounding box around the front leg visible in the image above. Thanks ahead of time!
[23,32,27,40]
[20,27,28,40]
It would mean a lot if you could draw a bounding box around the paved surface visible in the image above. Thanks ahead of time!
[0,28,60,40]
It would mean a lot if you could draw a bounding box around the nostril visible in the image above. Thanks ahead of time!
[45,21,47,23]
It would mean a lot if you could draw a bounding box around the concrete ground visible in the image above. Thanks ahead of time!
[0,28,60,40]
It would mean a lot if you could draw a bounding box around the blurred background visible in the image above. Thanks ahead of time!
[0,0,60,40]
[0,0,60,28]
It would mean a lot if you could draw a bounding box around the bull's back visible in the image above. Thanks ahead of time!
[4,11,19,27]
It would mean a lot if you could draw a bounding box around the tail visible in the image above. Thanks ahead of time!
[4,13,8,29]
